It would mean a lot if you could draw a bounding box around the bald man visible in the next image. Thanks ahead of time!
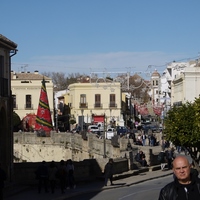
[158,155,200,200]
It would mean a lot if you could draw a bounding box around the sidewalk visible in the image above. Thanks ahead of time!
[4,166,173,200]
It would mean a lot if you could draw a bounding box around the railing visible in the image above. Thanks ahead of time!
[13,104,18,110]
[24,104,33,109]
[79,103,88,108]
[109,103,117,108]
[94,103,102,108]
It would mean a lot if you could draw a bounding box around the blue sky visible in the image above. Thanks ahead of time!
[1,0,200,79]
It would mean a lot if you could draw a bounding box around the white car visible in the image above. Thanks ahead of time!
[106,128,115,139]
[88,125,100,134]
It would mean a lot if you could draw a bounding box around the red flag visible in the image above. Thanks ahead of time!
[35,78,53,136]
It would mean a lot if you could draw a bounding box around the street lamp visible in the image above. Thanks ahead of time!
[81,109,84,131]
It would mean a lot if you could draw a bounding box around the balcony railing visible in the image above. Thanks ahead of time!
[79,103,88,108]
[94,103,102,108]
[0,78,8,97]
[13,104,18,110]
[25,104,33,109]
[109,103,117,108]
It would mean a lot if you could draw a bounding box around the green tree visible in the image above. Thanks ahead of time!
[164,100,200,167]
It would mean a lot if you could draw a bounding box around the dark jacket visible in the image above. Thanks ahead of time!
[158,174,200,200]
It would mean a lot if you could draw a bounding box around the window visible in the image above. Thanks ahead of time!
[156,80,158,85]
[0,55,8,97]
[12,95,17,109]
[0,55,4,78]
[109,94,116,108]
[25,95,32,109]
[80,94,87,108]
[95,94,101,108]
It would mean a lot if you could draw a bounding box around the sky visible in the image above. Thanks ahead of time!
[1,0,200,79]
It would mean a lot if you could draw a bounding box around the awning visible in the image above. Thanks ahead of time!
[93,115,105,123]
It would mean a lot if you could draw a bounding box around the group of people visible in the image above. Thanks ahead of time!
[35,159,75,194]
[157,147,175,170]
[135,150,148,167]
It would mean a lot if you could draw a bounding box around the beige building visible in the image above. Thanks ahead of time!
[11,71,54,120]
[0,34,17,179]
[171,63,200,105]
[67,82,122,128]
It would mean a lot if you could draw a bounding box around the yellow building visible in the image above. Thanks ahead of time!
[11,71,54,120]
[68,82,122,128]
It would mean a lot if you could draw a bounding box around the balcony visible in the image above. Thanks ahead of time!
[94,103,102,108]
[25,104,33,109]
[13,104,18,110]
[79,103,88,108]
[109,103,117,108]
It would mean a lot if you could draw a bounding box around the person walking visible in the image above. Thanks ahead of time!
[35,161,49,193]
[0,163,7,200]
[158,150,167,171]
[158,155,200,200]
[66,159,76,189]
[57,160,67,194]
[104,158,114,186]
[48,161,57,193]
[142,133,146,146]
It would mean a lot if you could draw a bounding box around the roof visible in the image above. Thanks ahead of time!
[0,34,18,49]
[11,71,51,80]
[151,70,160,77]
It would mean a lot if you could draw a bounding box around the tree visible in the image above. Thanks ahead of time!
[164,100,200,167]
[13,111,21,132]
[42,72,88,91]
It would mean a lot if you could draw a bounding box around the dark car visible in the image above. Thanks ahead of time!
[142,124,159,134]
[116,126,127,136]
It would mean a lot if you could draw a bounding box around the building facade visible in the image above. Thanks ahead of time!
[171,61,200,105]
[0,34,17,178]
[68,82,122,129]
[11,71,54,121]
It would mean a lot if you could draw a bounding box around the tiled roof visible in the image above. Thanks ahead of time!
[0,34,17,49]
[11,71,51,80]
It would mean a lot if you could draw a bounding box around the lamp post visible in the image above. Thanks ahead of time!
[103,115,107,158]
[81,109,84,131]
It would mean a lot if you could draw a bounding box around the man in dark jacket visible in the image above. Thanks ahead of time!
[104,158,114,186]
[158,155,200,200]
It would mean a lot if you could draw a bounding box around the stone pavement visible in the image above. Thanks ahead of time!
[4,166,173,200]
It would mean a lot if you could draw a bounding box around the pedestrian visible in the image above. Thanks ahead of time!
[56,160,67,194]
[66,159,76,189]
[104,158,114,186]
[157,150,167,171]
[142,133,146,146]
[158,155,200,200]
[35,161,49,193]
[0,163,7,200]
[48,161,57,193]
[165,147,175,169]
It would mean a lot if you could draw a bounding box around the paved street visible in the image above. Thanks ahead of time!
[4,168,173,200]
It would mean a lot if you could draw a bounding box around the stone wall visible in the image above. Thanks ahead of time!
[12,131,161,184]
[12,158,129,185]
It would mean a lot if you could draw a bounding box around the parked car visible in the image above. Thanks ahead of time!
[116,126,127,136]
[88,125,100,135]
[106,128,115,139]
[142,124,159,134]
